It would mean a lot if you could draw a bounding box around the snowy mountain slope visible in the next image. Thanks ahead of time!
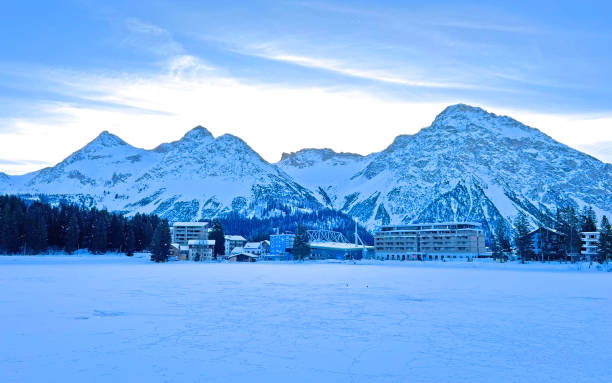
[279,104,612,235]
[279,149,369,207]
[4,127,320,222]
[2,104,611,239]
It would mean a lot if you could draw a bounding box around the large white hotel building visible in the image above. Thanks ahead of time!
[374,222,486,260]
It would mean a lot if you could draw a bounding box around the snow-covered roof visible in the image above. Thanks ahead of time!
[380,222,482,229]
[188,239,216,245]
[225,235,246,241]
[229,252,259,258]
[310,242,368,250]
[244,242,263,249]
[231,246,244,255]
[525,226,565,237]
[173,222,208,227]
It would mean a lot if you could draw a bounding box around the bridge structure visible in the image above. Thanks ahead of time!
[306,229,349,244]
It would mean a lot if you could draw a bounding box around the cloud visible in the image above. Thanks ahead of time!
[122,18,183,56]
[231,43,491,90]
[0,159,51,166]
[1,53,612,175]
[0,56,451,174]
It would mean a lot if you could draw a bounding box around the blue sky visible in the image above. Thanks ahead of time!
[1,0,611,173]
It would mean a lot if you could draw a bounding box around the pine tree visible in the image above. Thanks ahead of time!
[125,222,136,257]
[64,210,80,254]
[292,223,310,261]
[580,206,597,232]
[514,211,533,263]
[597,216,611,264]
[493,219,512,261]
[1,206,20,254]
[24,203,48,254]
[143,220,154,251]
[209,219,225,259]
[108,214,124,252]
[557,206,581,255]
[90,213,108,254]
[150,220,171,263]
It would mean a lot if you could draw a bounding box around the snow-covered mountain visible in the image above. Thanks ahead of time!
[4,126,319,222]
[279,104,612,237]
[2,104,611,239]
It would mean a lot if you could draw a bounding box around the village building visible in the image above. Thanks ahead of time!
[581,231,600,261]
[171,222,208,245]
[224,235,247,255]
[227,252,258,262]
[243,241,270,256]
[188,239,216,261]
[170,243,190,260]
[270,233,295,259]
[522,227,566,261]
[375,222,486,261]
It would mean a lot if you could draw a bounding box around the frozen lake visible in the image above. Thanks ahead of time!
[1,255,611,382]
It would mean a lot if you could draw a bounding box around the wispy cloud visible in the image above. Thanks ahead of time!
[2,51,612,176]
[122,18,183,56]
[230,43,491,90]
[0,159,51,166]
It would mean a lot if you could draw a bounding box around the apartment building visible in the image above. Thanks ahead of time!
[171,222,208,245]
[581,231,600,260]
[224,235,247,255]
[270,233,295,259]
[375,222,486,260]
[188,239,216,261]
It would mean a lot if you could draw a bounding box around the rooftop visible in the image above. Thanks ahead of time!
[173,222,208,227]
[377,222,483,231]
[225,235,247,241]
[310,242,373,250]
[188,239,215,245]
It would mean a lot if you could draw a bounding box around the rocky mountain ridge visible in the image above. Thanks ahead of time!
[2,104,611,241]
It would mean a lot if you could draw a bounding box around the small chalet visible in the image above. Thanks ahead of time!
[244,241,269,256]
[522,227,566,261]
[227,252,258,262]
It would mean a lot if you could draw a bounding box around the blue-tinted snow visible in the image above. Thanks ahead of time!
[1,256,611,382]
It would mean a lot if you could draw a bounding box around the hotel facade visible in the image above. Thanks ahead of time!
[374,222,486,260]
[171,222,209,245]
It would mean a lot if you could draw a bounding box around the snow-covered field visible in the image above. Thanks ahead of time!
[1,256,611,382]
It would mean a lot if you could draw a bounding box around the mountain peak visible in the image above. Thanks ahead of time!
[433,104,491,124]
[429,104,539,139]
[88,131,128,148]
[182,126,213,141]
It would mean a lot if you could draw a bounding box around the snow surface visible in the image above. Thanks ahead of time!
[1,255,611,382]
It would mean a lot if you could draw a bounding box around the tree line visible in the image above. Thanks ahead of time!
[497,205,612,263]
[0,195,166,256]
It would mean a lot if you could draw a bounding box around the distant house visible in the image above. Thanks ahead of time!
[170,243,190,260]
[188,239,216,261]
[522,227,566,261]
[244,241,269,256]
[170,243,180,259]
[581,231,600,261]
[227,251,258,262]
[224,235,247,255]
